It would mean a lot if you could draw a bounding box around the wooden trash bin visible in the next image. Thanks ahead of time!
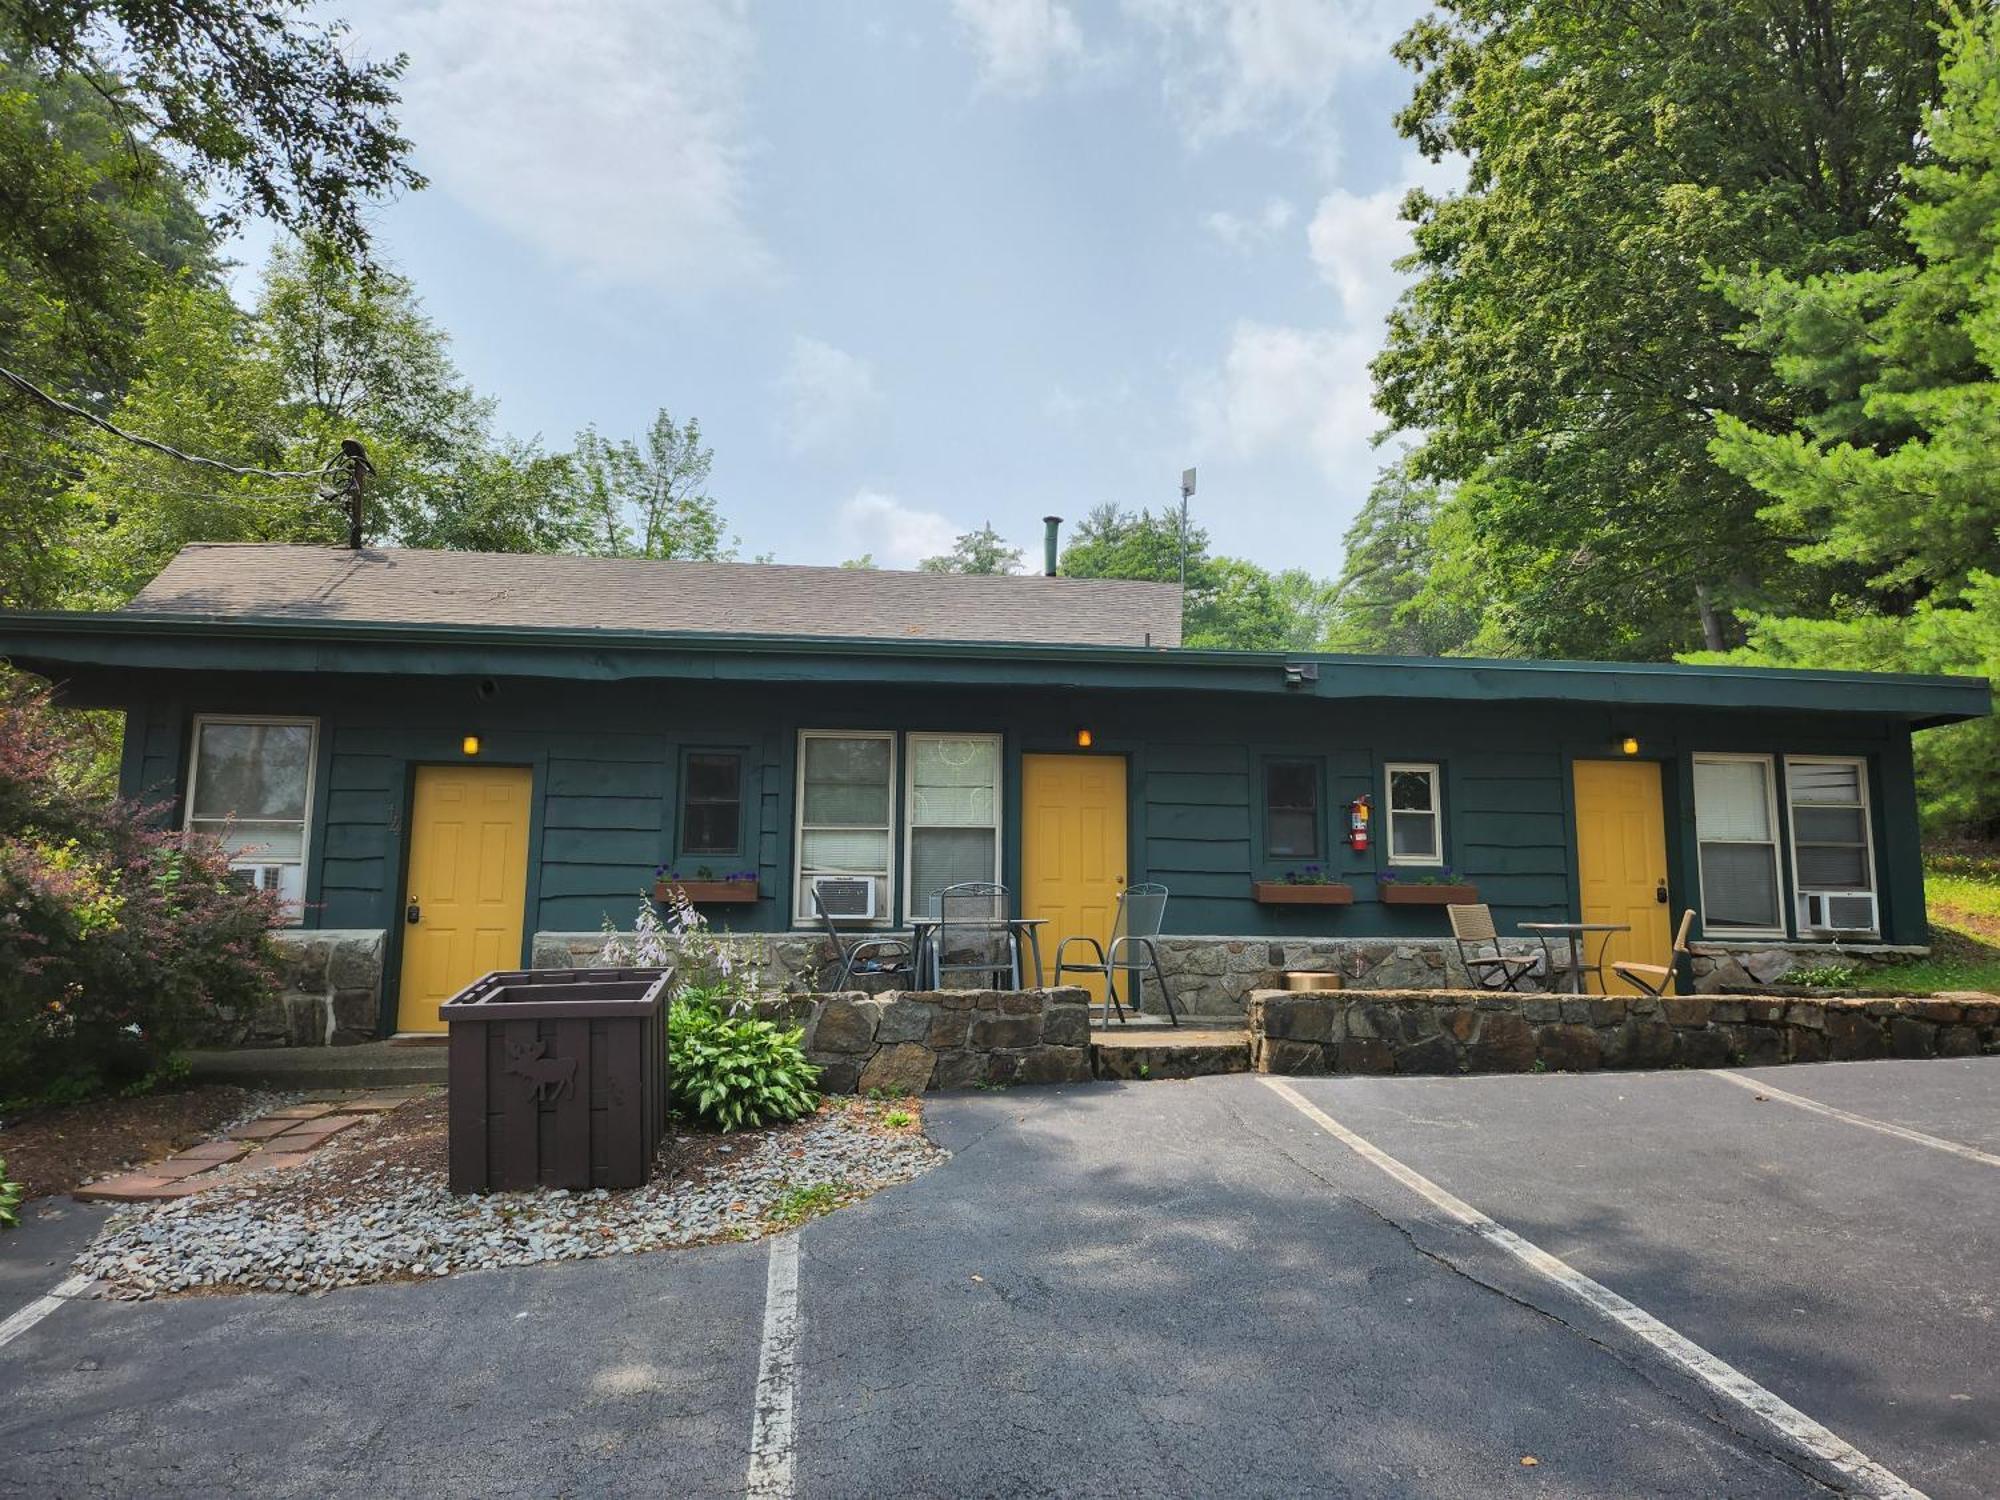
[442,967,672,1194]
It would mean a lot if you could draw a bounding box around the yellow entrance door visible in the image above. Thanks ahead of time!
[1573,760,1673,995]
[1022,754,1128,1004]
[396,765,533,1032]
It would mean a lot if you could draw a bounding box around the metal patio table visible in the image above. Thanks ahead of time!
[1517,922,1630,995]
[910,916,1048,989]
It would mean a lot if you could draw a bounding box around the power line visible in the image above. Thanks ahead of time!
[0,362,340,483]
[0,449,330,511]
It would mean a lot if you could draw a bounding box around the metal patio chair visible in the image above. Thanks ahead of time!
[934,881,1018,989]
[813,888,914,992]
[1612,909,1697,998]
[1447,903,1539,992]
[1055,882,1179,1026]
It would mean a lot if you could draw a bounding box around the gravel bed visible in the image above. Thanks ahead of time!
[76,1100,947,1298]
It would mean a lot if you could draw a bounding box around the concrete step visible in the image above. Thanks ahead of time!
[187,1039,448,1090]
[1090,1027,1252,1081]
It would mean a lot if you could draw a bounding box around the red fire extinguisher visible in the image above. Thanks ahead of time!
[1348,794,1372,852]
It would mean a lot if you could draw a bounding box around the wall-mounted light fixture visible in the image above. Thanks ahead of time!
[1621,736,1640,756]
[462,735,482,757]
[1283,661,1319,689]
[1076,728,1094,748]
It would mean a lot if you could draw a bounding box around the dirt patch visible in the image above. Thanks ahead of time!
[0,1086,261,1202]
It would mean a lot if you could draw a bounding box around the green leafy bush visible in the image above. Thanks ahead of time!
[1,682,283,1102]
[668,997,819,1132]
[0,1156,21,1229]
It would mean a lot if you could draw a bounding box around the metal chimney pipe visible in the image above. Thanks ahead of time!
[1042,515,1062,577]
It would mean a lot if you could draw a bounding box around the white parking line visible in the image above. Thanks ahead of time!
[1259,1077,1928,1500]
[1710,1070,2000,1168]
[0,1276,93,1351]
[744,1231,801,1500]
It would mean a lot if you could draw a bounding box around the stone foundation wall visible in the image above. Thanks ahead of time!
[211,929,385,1047]
[533,930,847,992]
[1150,936,1932,1015]
[1248,988,1999,1076]
[749,988,1092,1093]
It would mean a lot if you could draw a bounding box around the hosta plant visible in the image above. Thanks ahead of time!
[668,997,819,1132]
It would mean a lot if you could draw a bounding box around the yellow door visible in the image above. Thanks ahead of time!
[1022,754,1128,1004]
[1573,760,1673,995]
[396,765,533,1032]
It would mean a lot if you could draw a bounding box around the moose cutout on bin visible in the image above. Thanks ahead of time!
[504,1038,577,1104]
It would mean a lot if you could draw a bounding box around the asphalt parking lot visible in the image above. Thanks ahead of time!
[2,1056,1994,1499]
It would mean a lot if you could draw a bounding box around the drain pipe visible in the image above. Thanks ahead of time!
[1043,515,1062,577]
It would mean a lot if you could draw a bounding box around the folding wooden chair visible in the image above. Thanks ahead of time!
[1447,903,1538,992]
[1612,909,1697,998]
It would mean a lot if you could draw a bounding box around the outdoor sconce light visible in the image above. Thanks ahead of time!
[462,735,481,757]
[1283,661,1319,689]
[1076,728,1094,748]
[1621,736,1641,756]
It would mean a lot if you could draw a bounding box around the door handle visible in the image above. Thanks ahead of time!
[1655,880,1668,904]
[406,900,422,925]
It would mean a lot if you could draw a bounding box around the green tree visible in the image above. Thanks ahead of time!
[1695,7,2000,834]
[1376,1,1948,659]
[1060,504,1337,650]
[570,411,731,561]
[1325,460,1485,656]
[919,523,1022,575]
[6,1,419,259]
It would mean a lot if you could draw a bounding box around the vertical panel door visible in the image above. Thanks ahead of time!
[397,765,534,1032]
[1021,754,1128,1004]
[1573,760,1673,994]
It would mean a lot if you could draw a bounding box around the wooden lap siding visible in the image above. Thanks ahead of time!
[110,680,1928,948]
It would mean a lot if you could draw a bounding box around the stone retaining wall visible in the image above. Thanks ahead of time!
[752,988,1093,1094]
[534,930,839,991]
[1151,936,1930,1015]
[1248,987,1999,1076]
[212,929,385,1047]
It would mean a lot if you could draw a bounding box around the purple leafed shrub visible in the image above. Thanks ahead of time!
[1,683,284,1102]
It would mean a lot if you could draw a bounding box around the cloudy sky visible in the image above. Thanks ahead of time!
[312,0,1447,572]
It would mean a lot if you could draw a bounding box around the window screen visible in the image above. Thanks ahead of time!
[1265,760,1319,860]
[1787,758,1873,900]
[1386,764,1441,863]
[1693,756,1781,931]
[186,718,316,914]
[797,733,894,921]
[680,752,743,857]
[907,734,1000,919]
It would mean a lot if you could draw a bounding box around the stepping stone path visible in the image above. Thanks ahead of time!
[74,1088,432,1204]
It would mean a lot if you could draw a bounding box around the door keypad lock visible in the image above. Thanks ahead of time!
[406,900,421,925]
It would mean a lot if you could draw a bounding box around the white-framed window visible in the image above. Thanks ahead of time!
[796,731,896,925]
[905,733,1002,921]
[1385,762,1443,865]
[184,716,318,921]
[1785,756,1878,934]
[1693,754,1784,936]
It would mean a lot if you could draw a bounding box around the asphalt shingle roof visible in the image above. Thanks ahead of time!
[126,544,1185,648]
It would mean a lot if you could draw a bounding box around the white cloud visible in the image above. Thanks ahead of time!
[1124,0,1415,150]
[777,337,885,456]
[358,0,773,294]
[1307,153,1461,322]
[837,491,963,569]
[1187,321,1380,482]
[951,0,1087,95]
[1203,196,1296,252]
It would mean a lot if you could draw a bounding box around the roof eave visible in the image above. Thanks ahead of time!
[0,611,1989,725]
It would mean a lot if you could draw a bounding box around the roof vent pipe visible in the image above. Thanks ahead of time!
[1043,515,1062,577]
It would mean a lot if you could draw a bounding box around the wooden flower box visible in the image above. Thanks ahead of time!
[1378,882,1479,906]
[1252,881,1355,905]
[654,879,759,905]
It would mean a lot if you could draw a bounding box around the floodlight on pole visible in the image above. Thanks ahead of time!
[1178,467,1196,593]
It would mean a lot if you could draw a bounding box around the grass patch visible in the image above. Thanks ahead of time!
[767,1181,844,1229]
[1865,847,2000,995]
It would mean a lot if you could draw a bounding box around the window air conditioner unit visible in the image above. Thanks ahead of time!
[1801,891,1876,935]
[810,874,876,921]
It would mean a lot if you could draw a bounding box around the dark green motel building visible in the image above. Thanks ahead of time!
[1,542,1987,1043]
